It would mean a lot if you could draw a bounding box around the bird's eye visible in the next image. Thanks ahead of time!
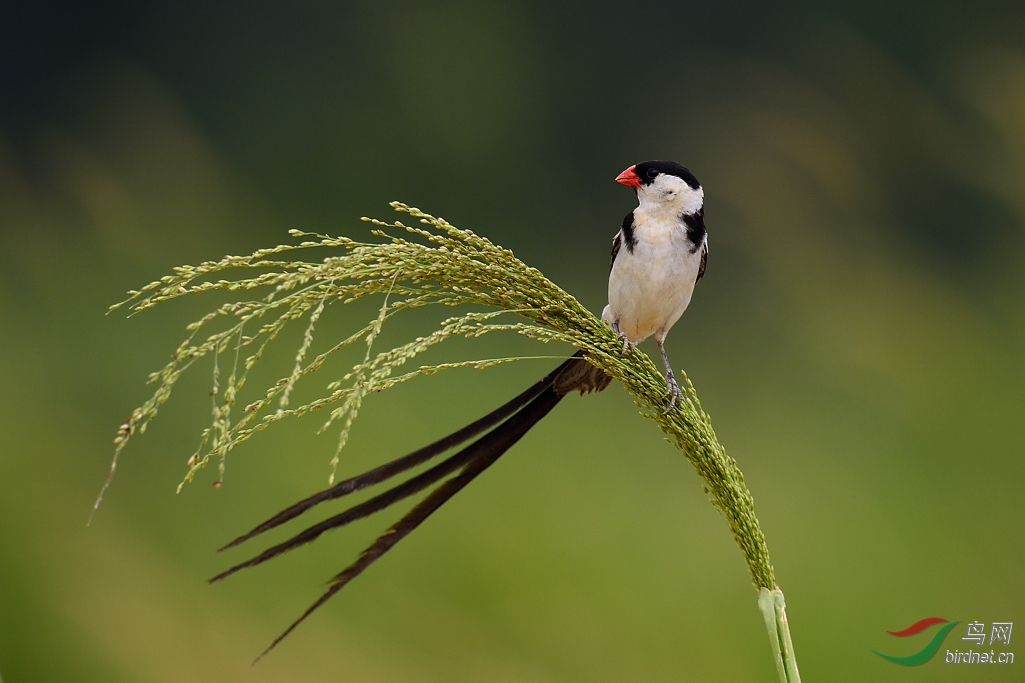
[647,169,660,179]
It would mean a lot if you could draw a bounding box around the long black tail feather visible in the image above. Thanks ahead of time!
[212,351,611,661]
[218,356,578,552]
[251,384,565,662]
[209,394,555,583]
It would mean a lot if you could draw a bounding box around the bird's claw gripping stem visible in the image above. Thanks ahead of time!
[611,320,636,357]
[655,339,684,414]
[661,369,685,414]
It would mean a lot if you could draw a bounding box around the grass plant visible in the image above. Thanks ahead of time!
[96,202,800,681]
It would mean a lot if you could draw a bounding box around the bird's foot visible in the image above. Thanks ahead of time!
[611,321,636,357]
[620,336,636,357]
[661,370,685,415]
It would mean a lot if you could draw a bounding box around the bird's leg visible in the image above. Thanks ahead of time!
[611,319,635,357]
[656,338,684,413]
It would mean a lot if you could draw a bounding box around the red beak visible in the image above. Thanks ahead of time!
[615,165,641,187]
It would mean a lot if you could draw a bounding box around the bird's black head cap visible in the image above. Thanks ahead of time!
[634,160,700,190]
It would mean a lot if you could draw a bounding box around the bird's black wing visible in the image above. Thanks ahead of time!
[610,211,636,271]
[697,240,708,283]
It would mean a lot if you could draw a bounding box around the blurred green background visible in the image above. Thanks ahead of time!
[2,1,1024,681]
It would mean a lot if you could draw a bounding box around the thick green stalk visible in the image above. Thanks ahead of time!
[760,588,802,683]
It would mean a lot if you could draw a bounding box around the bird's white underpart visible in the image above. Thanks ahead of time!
[603,169,706,412]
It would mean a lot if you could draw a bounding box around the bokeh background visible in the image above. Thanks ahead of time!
[2,1,1024,681]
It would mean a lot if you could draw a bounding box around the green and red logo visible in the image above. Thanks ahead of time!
[873,617,960,665]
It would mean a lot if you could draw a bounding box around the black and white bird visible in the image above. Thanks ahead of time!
[212,160,707,659]
[603,160,707,411]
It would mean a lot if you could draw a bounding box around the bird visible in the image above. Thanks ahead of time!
[602,160,707,412]
[211,160,707,659]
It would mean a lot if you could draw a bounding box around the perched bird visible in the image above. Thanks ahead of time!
[212,160,707,659]
[603,160,707,411]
